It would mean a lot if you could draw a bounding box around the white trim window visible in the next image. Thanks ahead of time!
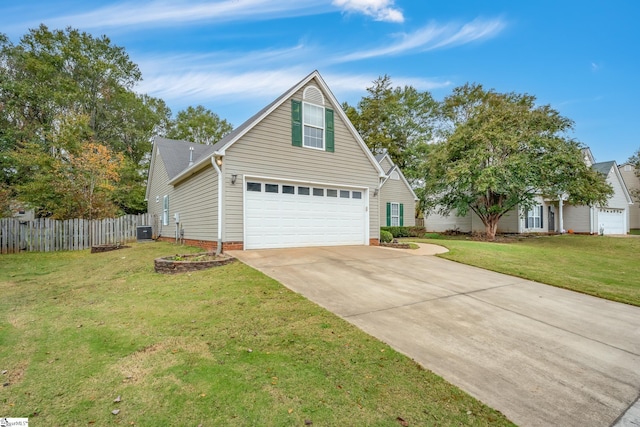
[162,195,169,226]
[303,102,324,149]
[391,202,400,226]
[526,205,543,229]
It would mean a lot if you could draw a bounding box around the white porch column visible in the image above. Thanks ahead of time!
[558,196,564,233]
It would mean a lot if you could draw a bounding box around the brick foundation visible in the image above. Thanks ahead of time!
[156,236,243,252]
[369,238,380,246]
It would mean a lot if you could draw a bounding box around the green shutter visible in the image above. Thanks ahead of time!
[291,100,302,147]
[386,202,391,227]
[400,203,404,226]
[325,108,334,152]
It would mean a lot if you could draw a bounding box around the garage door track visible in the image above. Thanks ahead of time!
[229,245,640,427]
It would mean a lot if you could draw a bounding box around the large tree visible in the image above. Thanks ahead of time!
[423,83,613,240]
[0,25,170,216]
[627,148,640,201]
[167,105,233,145]
[343,75,438,177]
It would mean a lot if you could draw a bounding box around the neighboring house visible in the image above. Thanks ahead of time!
[619,162,640,229]
[146,70,386,251]
[375,151,418,227]
[425,148,633,235]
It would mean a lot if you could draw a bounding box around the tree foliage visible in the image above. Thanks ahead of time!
[167,105,233,145]
[0,25,171,217]
[627,148,640,202]
[423,84,613,240]
[343,75,438,178]
[9,114,124,219]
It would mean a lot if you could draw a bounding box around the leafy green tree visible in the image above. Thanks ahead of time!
[423,83,613,240]
[627,148,640,201]
[167,105,233,145]
[343,75,438,174]
[0,25,170,215]
[10,114,124,219]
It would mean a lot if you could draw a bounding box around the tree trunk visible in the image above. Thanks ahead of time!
[485,220,498,241]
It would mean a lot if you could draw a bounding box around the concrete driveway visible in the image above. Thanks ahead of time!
[229,245,640,427]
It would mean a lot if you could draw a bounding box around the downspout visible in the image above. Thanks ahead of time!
[211,156,223,255]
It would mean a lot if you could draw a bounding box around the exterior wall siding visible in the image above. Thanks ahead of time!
[171,167,218,242]
[379,156,393,172]
[620,165,640,229]
[425,210,472,233]
[146,149,218,241]
[222,80,380,243]
[379,177,416,227]
[562,205,592,233]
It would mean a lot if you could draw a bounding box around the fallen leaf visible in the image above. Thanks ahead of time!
[396,416,409,426]
[1,370,7,375]
[111,409,120,415]
[200,393,206,397]
[305,420,313,425]
[113,395,121,403]
[288,409,293,414]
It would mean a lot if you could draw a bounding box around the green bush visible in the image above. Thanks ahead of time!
[380,230,393,243]
[381,226,426,238]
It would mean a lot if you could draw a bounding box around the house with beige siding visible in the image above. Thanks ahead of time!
[425,148,633,235]
[374,152,417,227]
[146,70,386,251]
[619,163,640,230]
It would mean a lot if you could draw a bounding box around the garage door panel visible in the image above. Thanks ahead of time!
[245,180,367,249]
[598,209,625,235]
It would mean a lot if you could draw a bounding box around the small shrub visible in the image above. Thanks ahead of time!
[380,230,393,243]
[381,226,426,238]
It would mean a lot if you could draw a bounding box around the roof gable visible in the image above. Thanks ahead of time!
[378,155,418,201]
[593,160,633,204]
[169,70,385,185]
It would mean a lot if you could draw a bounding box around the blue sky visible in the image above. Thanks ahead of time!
[1,0,638,163]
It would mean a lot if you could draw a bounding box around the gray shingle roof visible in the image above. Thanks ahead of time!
[592,161,615,176]
[154,137,215,180]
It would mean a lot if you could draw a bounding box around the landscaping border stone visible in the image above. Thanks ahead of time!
[154,252,235,274]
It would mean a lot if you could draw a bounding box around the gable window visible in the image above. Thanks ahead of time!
[162,195,169,226]
[386,202,404,227]
[291,99,334,152]
[526,205,543,228]
[303,103,324,149]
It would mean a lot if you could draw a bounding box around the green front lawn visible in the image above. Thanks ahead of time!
[411,234,640,307]
[0,243,512,426]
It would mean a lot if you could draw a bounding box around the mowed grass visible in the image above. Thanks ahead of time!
[412,234,640,307]
[0,242,512,426]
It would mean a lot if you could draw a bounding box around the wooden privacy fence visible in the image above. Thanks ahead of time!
[0,213,153,254]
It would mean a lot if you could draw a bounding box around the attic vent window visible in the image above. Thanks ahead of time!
[303,86,324,105]
[390,171,400,180]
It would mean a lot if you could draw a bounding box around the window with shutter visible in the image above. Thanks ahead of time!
[526,205,543,228]
[291,93,334,152]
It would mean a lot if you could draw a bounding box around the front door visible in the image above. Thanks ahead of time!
[548,206,555,232]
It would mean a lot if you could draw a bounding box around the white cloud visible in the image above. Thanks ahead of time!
[35,0,329,30]
[332,0,404,23]
[339,17,506,61]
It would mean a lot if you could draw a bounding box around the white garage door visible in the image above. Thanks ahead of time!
[244,180,367,249]
[598,208,625,235]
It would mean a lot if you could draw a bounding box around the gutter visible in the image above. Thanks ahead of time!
[211,156,223,255]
